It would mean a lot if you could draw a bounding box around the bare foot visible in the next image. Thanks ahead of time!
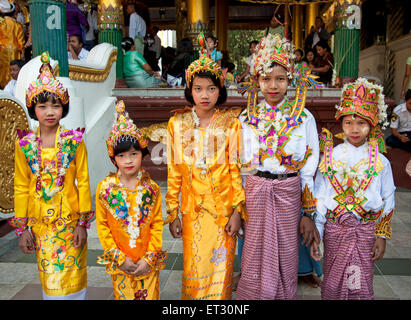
[299,274,322,288]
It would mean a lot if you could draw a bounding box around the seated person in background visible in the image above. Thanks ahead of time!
[166,38,194,87]
[236,40,258,83]
[3,59,25,97]
[310,40,333,86]
[206,35,222,66]
[386,89,411,152]
[68,34,90,61]
[122,37,161,88]
[291,49,305,87]
[304,48,317,72]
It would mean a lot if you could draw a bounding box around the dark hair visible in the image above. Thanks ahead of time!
[249,40,259,47]
[184,71,227,106]
[295,49,304,57]
[70,34,83,45]
[206,35,218,45]
[10,59,25,69]
[315,40,330,51]
[113,138,149,159]
[121,37,134,52]
[227,62,235,73]
[405,89,411,101]
[304,48,316,63]
[176,38,193,55]
[28,92,69,120]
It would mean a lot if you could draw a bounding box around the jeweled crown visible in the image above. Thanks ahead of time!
[185,32,225,88]
[26,52,69,108]
[106,100,148,158]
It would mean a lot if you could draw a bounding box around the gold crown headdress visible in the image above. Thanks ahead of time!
[185,32,225,88]
[106,100,148,158]
[26,52,69,108]
[335,78,389,152]
[237,33,322,119]
[335,78,388,128]
[252,33,296,80]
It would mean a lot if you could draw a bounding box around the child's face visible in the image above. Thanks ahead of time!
[257,65,289,107]
[295,51,302,62]
[250,43,257,55]
[341,115,371,147]
[114,147,142,178]
[10,64,21,80]
[192,76,220,111]
[34,98,63,129]
[206,38,216,50]
[306,51,314,62]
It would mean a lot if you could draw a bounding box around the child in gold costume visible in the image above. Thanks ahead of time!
[95,100,166,300]
[10,52,93,300]
[165,33,247,300]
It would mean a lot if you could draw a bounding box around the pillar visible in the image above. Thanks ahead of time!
[333,0,361,84]
[305,2,319,38]
[292,5,303,50]
[185,0,210,50]
[98,0,123,78]
[29,0,68,76]
[215,0,228,52]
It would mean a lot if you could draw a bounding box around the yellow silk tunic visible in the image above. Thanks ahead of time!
[13,127,92,297]
[165,107,247,300]
[95,169,166,300]
[0,17,24,88]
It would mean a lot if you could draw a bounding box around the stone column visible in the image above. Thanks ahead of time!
[29,0,68,76]
[333,0,361,85]
[98,0,123,78]
[292,4,303,50]
[215,0,228,52]
[185,0,210,50]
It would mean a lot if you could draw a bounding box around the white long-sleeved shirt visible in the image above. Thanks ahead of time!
[314,140,396,239]
[129,12,146,39]
[239,98,320,194]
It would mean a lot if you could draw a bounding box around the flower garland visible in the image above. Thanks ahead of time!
[119,170,143,248]
[254,101,284,170]
[18,126,82,202]
[334,141,369,198]
[104,170,154,249]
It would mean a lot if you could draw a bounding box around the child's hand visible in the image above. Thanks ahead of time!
[372,237,386,261]
[310,240,322,261]
[299,216,316,246]
[18,229,35,254]
[119,257,138,275]
[73,225,87,248]
[225,210,241,237]
[169,218,182,238]
[133,259,151,277]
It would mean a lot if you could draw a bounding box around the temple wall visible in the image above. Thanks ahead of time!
[359,33,411,104]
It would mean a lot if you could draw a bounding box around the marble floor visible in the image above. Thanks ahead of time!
[1,186,411,300]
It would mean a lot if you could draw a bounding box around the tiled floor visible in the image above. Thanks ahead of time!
[1,186,411,300]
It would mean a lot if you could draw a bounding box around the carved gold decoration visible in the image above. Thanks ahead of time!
[0,98,30,217]
[98,0,124,31]
[140,122,168,145]
[68,49,117,82]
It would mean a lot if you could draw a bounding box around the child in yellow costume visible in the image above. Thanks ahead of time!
[165,33,247,300]
[95,100,167,300]
[9,52,94,300]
